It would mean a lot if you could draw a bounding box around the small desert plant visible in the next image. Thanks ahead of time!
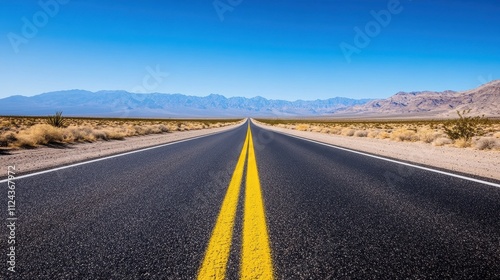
[354,130,368,137]
[295,124,310,131]
[390,128,418,142]
[443,110,488,142]
[15,124,64,147]
[432,137,452,146]
[475,137,499,150]
[0,133,17,147]
[454,138,471,148]
[376,131,390,139]
[341,128,355,136]
[367,130,380,138]
[47,111,67,128]
[417,128,441,143]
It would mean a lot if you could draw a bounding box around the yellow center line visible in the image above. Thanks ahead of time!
[241,125,274,280]
[198,123,274,280]
[197,128,250,280]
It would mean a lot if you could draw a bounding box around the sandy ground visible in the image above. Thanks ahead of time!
[0,121,244,178]
[253,121,500,181]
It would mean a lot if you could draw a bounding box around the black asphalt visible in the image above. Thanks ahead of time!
[2,120,500,279]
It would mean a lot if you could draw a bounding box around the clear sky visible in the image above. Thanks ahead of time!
[1,0,499,100]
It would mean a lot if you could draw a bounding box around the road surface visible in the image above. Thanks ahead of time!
[2,120,499,279]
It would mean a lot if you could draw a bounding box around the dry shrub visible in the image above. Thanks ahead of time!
[102,129,126,140]
[320,128,331,134]
[134,125,154,135]
[0,133,17,147]
[65,126,95,142]
[454,138,471,148]
[165,124,177,131]
[158,124,170,132]
[376,131,390,139]
[341,128,355,136]
[295,124,310,131]
[146,124,169,134]
[494,132,500,138]
[432,137,452,146]
[417,128,441,143]
[354,130,368,137]
[189,123,203,130]
[92,130,109,141]
[329,127,342,135]
[367,130,379,138]
[390,128,418,142]
[184,123,193,131]
[310,126,322,133]
[475,137,499,150]
[15,124,64,147]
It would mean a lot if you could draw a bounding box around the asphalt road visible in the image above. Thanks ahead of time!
[1,120,500,279]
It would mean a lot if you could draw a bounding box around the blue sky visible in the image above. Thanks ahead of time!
[1,0,499,100]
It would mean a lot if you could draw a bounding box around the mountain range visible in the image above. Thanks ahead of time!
[0,90,371,117]
[333,80,500,118]
[1,80,498,118]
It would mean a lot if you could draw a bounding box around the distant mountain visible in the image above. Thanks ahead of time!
[334,80,500,118]
[0,90,372,117]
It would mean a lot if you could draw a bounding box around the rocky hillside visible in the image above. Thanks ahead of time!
[335,80,500,117]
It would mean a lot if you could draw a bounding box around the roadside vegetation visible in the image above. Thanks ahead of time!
[0,114,241,149]
[256,113,500,151]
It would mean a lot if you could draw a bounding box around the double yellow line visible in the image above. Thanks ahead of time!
[198,124,274,280]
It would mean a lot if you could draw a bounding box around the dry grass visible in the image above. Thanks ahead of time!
[295,124,310,131]
[0,116,240,149]
[454,138,471,148]
[256,118,500,151]
[417,128,442,143]
[390,128,419,142]
[367,130,379,138]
